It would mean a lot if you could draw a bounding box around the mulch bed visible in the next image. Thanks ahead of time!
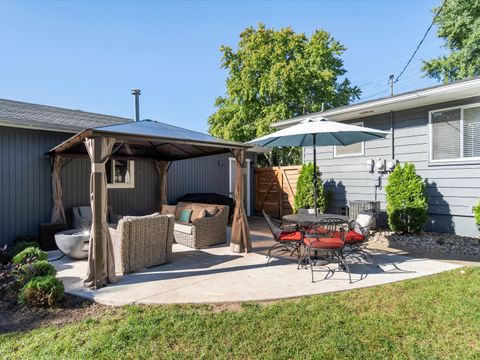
[0,294,111,334]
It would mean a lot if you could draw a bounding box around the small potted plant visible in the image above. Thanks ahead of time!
[473,200,480,232]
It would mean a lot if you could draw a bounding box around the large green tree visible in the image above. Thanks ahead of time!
[423,0,480,82]
[208,23,360,166]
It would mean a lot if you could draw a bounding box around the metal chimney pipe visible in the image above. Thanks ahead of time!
[131,89,141,122]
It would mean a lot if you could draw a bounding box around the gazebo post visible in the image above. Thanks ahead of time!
[92,137,104,288]
[50,155,67,224]
[83,136,117,289]
[230,148,252,253]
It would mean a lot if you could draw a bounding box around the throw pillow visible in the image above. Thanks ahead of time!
[175,202,192,220]
[191,204,207,221]
[161,205,176,216]
[204,206,219,217]
[191,208,207,222]
[178,209,193,223]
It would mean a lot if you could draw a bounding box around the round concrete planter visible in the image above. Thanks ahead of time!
[55,229,90,260]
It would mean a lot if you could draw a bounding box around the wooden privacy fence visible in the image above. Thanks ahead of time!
[255,166,301,218]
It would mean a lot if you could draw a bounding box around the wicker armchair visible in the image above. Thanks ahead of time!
[170,202,229,249]
[110,213,175,274]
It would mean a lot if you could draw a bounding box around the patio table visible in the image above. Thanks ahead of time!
[282,213,349,226]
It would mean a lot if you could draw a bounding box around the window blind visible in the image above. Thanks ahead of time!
[431,109,461,160]
[463,106,480,158]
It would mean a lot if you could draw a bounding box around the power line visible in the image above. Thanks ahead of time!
[346,43,440,84]
[394,0,447,83]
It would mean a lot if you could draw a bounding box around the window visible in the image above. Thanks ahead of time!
[430,104,480,162]
[334,121,364,157]
[106,160,135,188]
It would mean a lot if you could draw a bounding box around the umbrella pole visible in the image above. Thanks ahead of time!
[313,134,317,217]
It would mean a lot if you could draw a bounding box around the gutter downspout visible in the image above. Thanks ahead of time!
[390,110,395,159]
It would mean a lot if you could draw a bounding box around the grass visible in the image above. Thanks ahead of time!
[1,268,480,359]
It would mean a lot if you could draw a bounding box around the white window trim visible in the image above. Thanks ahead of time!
[333,121,365,158]
[107,160,135,189]
[428,102,480,164]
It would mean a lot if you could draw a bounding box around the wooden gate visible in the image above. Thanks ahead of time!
[255,166,301,218]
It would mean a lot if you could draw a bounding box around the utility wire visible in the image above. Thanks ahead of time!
[394,0,447,83]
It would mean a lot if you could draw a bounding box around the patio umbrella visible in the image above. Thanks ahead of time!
[247,117,390,216]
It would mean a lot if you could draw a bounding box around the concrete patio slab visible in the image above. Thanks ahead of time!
[51,222,461,305]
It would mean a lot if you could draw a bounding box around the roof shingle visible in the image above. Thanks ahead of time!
[0,98,132,133]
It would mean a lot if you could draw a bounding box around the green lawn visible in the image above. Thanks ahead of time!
[2,268,480,359]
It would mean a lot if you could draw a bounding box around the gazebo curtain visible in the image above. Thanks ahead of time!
[50,155,66,224]
[155,160,170,207]
[83,137,117,289]
[230,149,252,253]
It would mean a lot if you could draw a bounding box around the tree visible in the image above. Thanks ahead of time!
[385,163,428,234]
[423,0,480,82]
[208,23,360,166]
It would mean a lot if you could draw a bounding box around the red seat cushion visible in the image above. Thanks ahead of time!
[345,230,365,244]
[279,230,302,242]
[304,237,343,250]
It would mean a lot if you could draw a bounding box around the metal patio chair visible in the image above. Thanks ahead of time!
[262,210,303,266]
[302,218,352,283]
[344,210,375,259]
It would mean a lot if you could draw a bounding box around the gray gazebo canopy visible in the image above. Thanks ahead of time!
[49,120,252,289]
[50,119,248,160]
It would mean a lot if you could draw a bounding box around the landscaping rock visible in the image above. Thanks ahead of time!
[369,231,480,257]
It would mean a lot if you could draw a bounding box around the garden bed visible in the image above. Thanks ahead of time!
[369,231,480,257]
[0,295,112,334]
[0,294,109,334]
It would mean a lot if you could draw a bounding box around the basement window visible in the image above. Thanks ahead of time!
[430,104,480,162]
[333,121,364,157]
[106,160,135,189]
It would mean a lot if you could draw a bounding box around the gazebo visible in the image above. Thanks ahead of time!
[49,119,252,289]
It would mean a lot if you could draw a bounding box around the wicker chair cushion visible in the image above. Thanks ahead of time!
[174,223,194,234]
[161,205,176,216]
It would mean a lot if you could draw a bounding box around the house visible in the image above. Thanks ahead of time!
[0,98,256,246]
[273,77,480,237]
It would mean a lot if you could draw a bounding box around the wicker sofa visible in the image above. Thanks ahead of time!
[110,213,175,274]
[161,202,229,249]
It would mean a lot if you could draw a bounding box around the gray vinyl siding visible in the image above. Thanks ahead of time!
[0,126,255,246]
[304,96,480,237]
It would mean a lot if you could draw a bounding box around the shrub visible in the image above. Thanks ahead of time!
[293,162,327,213]
[10,241,39,258]
[13,235,37,245]
[18,275,64,307]
[12,247,48,265]
[19,260,56,283]
[473,200,480,228]
[385,163,428,234]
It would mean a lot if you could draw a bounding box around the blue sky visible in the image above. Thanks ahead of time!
[0,0,445,133]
